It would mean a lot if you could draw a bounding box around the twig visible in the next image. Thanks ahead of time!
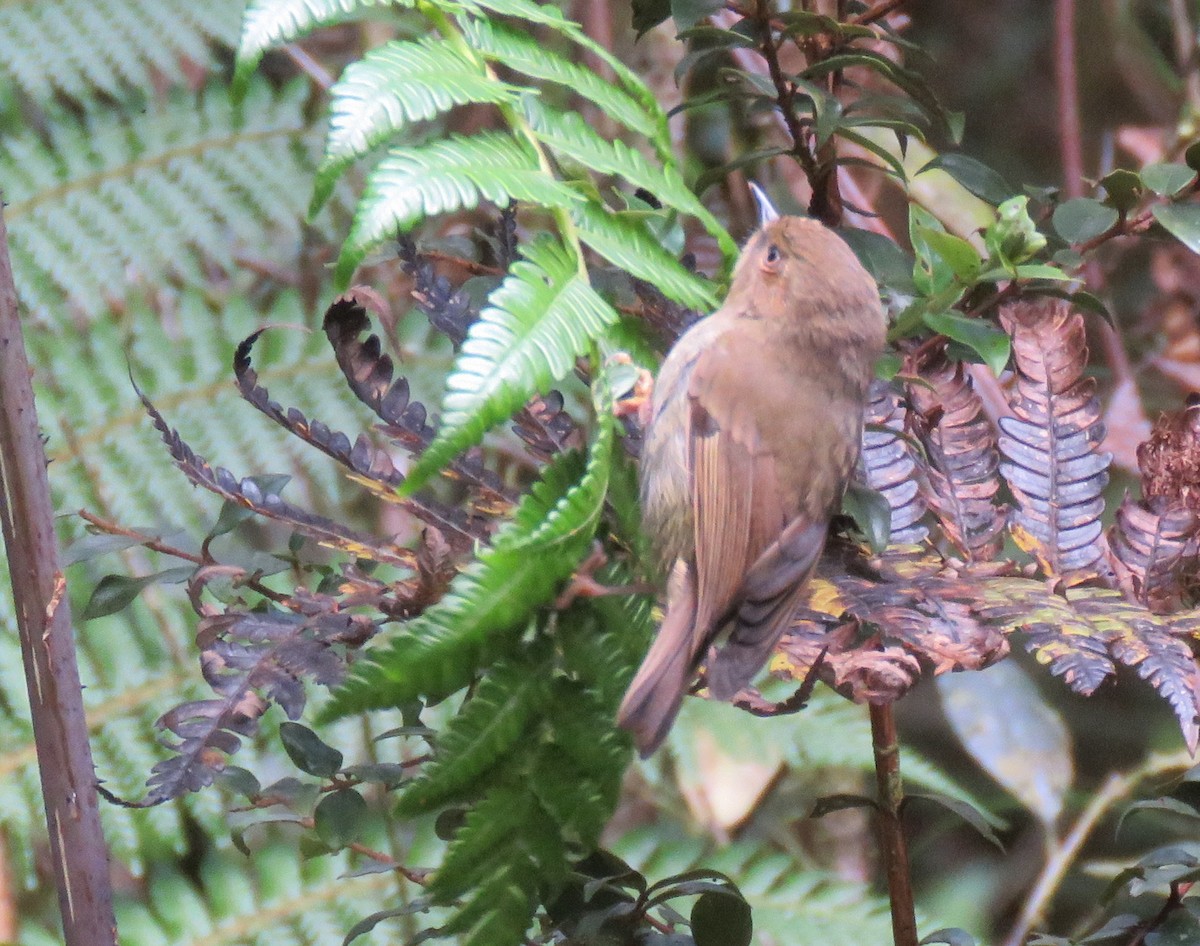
[1055,0,1084,199]
[850,0,909,26]
[869,702,917,946]
[0,208,118,942]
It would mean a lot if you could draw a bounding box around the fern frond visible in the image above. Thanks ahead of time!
[334,133,583,284]
[235,0,414,95]
[461,18,661,143]
[1109,497,1197,613]
[396,649,552,816]
[4,81,323,323]
[405,238,617,491]
[910,350,1003,562]
[861,380,928,547]
[312,36,526,211]
[523,98,737,259]
[573,202,718,311]
[323,441,605,717]
[0,0,241,105]
[998,301,1112,582]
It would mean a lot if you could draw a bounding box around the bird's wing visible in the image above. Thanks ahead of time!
[687,326,844,699]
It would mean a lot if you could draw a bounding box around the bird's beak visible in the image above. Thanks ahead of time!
[748,182,780,226]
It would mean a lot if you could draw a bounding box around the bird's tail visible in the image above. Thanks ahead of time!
[617,565,699,757]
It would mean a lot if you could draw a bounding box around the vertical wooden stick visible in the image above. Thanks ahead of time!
[0,205,117,944]
[870,702,917,946]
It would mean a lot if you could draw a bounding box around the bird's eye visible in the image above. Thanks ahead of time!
[765,244,781,264]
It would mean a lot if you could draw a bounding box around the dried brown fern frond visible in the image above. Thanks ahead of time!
[907,346,1003,563]
[860,380,928,548]
[998,300,1112,583]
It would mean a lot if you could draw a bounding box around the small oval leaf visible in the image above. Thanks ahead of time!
[1053,198,1118,243]
[279,722,344,777]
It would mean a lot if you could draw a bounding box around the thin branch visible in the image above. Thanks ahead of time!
[1055,0,1084,198]
[870,703,917,946]
[850,0,910,26]
[0,208,117,943]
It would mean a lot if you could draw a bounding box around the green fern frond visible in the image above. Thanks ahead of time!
[395,649,553,816]
[460,18,662,143]
[573,202,719,310]
[405,238,617,491]
[312,36,526,211]
[322,449,599,717]
[0,0,241,105]
[333,132,583,283]
[4,81,326,323]
[523,98,737,259]
[234,0,415,95]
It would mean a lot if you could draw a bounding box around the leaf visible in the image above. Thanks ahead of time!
[937,661,1071,825]
[323,394,613,717]
[915,227,982,282]
[840,228,918,296]
[333,133,582,284]
[1108,497,1197,612]
[572,202,718,311]
[395,651,552,816]
[860,381,928,546]
[919,153,1014,205]
[920,930,978,946]
[234,0,411,96]
[1053,197,1118,243]
[1153,203,1200,253]
[922,311,1011,376]
[841,481,893,553]
[81,566,193,620]
[1141,162,1197,198]
[314,788,367,849]
[279,722,343,777]
[312,37,523,211]
[998,300,1112,582]
[404,237,617,493]
[1100,168,1143,212]
[691,890,753,946]
[908,351,1003,562]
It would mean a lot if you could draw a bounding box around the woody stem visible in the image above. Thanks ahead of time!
[870,702,918,946]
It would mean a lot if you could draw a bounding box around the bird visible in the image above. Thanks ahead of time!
[616,187,887,756]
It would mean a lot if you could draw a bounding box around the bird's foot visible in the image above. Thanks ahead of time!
[554,543,653,609]
[609,353,654,427]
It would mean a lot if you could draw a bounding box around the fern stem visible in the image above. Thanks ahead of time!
[869,702,917,946]
[419,1,590,281]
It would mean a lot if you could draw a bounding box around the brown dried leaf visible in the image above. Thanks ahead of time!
[1108,495,1197,612]
[860,380,928,547]
[1138,397,1200,514]
[907,349,1003,561]
[998,301,1112,583]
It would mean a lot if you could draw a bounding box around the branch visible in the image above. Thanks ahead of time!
[870,703,917,946]
[0,207,117,942]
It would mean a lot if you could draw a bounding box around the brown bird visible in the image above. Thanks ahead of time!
[617,189,887,756]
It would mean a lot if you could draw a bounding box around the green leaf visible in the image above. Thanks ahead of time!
[313,37,523,212]
[81,566,193,620]
[670,0,725,31]
[1052,197,1117,243]
[461,19,663,145]
[279,722,343,778]
[334,133,582,284]
[922,311,1011,376]
[234,0,413,97]
[918,153,1013,205]
[915,226,981,281]
[1141,162,1197,198]
[323,395,613,717]
[314,788,367,850]
[920,929,978,946]
[573,202,717,311]
[841,481,892,553]
[1100,168,1143,211]
[396,652,552,816]
[691,891,753,946]
[631,0,671,33]
[1152,202,1200,253]
[905,793,1004,850]
[839,228,917,295]
[404,237,617,492]
[523,98,736,260]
